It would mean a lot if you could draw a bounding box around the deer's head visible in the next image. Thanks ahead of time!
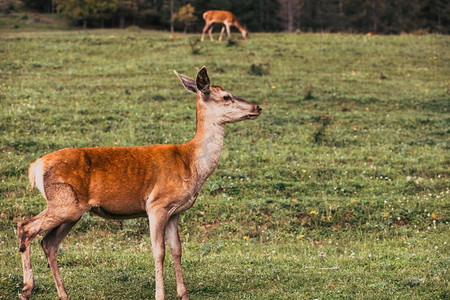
[175,67,261,124]
[242,27,249,39]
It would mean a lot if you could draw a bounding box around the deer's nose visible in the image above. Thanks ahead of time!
[257,106,262,113]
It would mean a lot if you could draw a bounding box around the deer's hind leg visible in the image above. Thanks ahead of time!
[18,209,56,300]
[41,220,79,300]
[17,183,87,300]
[219,26,226,41]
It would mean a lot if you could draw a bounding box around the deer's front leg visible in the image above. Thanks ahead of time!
[208,26,214,41]
[165,214,188,300]
[148,208,169,300]
[219,26,225,41]
[201,23,210,41]
[225,24,231,39]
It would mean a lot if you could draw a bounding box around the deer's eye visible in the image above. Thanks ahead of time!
[223,95,232,101]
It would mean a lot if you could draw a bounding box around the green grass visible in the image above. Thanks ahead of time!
[0,12,70,31]
[0,26,449,299]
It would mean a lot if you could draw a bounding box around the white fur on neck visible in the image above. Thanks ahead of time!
[192,114,226,183]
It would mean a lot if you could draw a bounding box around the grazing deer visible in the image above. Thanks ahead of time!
[201,10,248,41]
[17,66,262,300]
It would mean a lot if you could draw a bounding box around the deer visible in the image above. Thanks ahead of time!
[16,66,262,300]
[201,10,248,42]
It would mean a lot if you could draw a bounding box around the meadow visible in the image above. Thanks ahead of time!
[0,23,449,299]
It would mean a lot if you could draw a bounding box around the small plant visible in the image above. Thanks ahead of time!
[312,114,332,144]
[188,37,202,55]
[304,81,315,100]
[249,63,270,76]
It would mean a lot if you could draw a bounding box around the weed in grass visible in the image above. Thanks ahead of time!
[249,63,270,76]
[304,81,315,100]
[312,114,332,144]
[188,37,201,55]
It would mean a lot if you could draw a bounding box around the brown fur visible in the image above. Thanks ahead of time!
[39,145,195,218]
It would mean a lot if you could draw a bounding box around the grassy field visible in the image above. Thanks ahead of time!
[0,23,449,299]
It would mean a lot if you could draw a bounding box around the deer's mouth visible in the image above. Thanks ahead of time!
[247,114,260,120]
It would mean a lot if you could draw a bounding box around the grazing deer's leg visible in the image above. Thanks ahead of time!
[208,26,214,41]
[165,214,188,300]
[219,26,225,41]
[225,23,231,39]
[201,23,211,41]
[41,220,79,300]
[148,208,170,300]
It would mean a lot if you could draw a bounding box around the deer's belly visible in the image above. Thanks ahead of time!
[88,190,147,219]
[90,205,147,219]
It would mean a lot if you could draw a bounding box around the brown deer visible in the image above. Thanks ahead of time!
[201,10,248,41]
[17,67,262,300]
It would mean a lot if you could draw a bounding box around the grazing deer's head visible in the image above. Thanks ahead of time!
[242,27,249,39]
[174,67,262,124]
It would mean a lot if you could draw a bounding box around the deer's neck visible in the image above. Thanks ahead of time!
[234,20,245,33]
[187,103,225,182]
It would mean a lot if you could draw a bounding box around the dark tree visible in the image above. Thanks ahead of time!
[19,0,450,33]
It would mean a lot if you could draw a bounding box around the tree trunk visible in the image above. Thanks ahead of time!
[170,0,174,33]
[120,16,125,29]
[260,0,264,30]
[287,0,294,32]
[371,1,377,33]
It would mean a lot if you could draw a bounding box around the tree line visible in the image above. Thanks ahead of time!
[5,0,450,33]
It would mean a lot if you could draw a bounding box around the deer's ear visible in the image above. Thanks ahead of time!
[174,70,197,93]
[196,66,210,98]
